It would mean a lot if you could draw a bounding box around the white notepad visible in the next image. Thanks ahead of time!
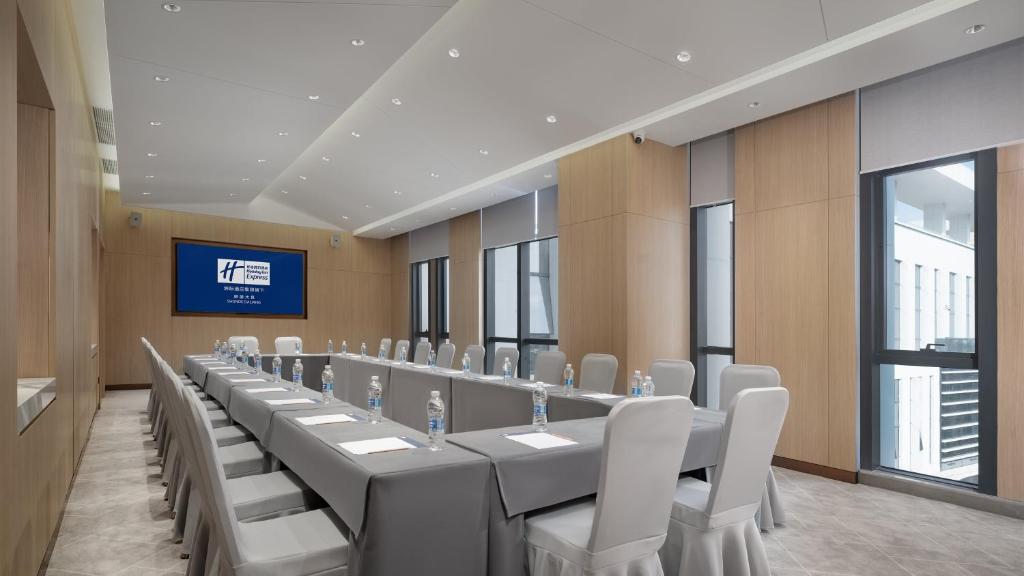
[505,432,578,450]
[339,437,416,455]
[580,393,621,400]
[199,361,225,365]
[219,371,249,376]
[244,387,288,393]
[209,366,238,371]
[532,382,556,387]
[265,398,315,406]
[297,413,357,426]
[479,375,505,381]
[229,378,268,383]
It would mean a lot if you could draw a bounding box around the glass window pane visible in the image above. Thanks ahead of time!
[526,238,558,338]
[490,246,518,338]
[444,258,450,333]
[703,204,733,348]
[884,160,975,352]
[418,262,429,332]
[878,364,978,485]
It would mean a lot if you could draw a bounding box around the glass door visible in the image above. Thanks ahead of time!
[691,202,734,409]
[861,151,996,492]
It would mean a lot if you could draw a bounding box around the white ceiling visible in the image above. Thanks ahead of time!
[100,0,1024,238]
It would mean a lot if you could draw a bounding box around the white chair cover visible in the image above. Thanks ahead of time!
[660,387,789,576]
[393,339,410,361]
[413,340,432,364]
[274,336,302,355]
[717,364,787,531]
[649,359,695,397]
[228,336,259,353]
[580,354,618,394]
[526,397,695,576]
[533,350,566,384]
[490,347,520,376]
[379,338,392,359]
[436,342,456,369]
[465,345,485,374]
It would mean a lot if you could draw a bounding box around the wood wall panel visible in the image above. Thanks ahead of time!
[997,144,1024,501]
[828,196,858,470]
[1,0,17,568]
[753,101,829,211]
[559,135,628,225]
[626,138,688,223]
[734,125,755,215]
[449,212,481,348]
[733,212,756,364]
[828,93,857,199]
[17,103,52,378]
[389,235,409,343]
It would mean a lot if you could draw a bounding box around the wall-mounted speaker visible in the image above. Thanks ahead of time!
[128,211,143,228]
[330,233,341,248]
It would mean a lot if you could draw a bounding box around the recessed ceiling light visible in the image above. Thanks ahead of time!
[280,190,289,195]
[364,204,371,209]
[154,75,170,82]
[142,191,152,195]
[449,207,456,211]
[543,173,552,179]
[448,48,460,58]
[257,158,267,163]
[351,39,365,47]
[149,121,162,126]
[747,101,760,108]
[146,152,158,157]
[545,115,557,124]
[675,51,692,63]
[393,189,401,195]
[307,95,320,101]
[229,192,238,197]
[241,177,250,182]
[277,131,289,137]
[144,175,155,180]
[342,215,350,220]
[964,24,985,34]
[479,148,489,156]
[351,131,361,138]
[391,98,402,106]
[321,156,331,163]
[298,175,307,181]
[430,172,439,178]
[162,3,181,13]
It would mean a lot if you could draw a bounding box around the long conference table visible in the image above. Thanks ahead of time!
[183,353,725,576]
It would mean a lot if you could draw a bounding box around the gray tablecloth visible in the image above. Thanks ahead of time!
[261,353,330,392]
[223,376,327,444]
[268,406,490,576]
[447,410,726,576]
[203,370,276,408]
[182,355,231,388]
[388,364,459,433]
[336,355,393,414]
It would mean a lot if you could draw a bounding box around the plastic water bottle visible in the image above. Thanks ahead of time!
[503,356,513,384]
[293,358,304,391]
[295,339,303,355]
[221,342,228,359]
[341,340,348,354]
[643,375,655,397]
[427,391,445,450]
[239,346,248,369]
[230,343,238,366]
[272,356,282,382]
[360,342,368,357]
[563,364,574,397]
[252,349,261,375]
[462,352,471,375]
[399,346,407,364]
[532,384,548,432]
[327,339,334,354]
[368,376,383,423]
[428,349,437,370]
[322,365,334,403]
[377,346,386,362]
[630,370,643,398]
[213,340,220,356]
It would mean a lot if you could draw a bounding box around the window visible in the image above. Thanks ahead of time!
[692,202,734,408]
[437,257,450,342]
[484,237,558,376]
[410,257,449,347]
[410,261,430,342]
[861,151,996,493]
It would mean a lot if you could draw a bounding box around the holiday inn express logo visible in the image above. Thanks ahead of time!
[217,258,270,286]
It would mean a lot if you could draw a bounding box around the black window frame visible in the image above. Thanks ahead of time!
[690,201,735,408]
[859,149,997,495]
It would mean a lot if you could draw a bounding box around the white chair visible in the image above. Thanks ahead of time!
[182,383,350,576]
[379,338,392,359]
[436,341,456,369]
[464,345,485,374]
[533,350,566,384]
[274,336,302,355]
[660,387,789,576]
[525,397,695,576]
[716,364,787,531]
[580,354,618,394]
[413,339,432,364]
[228,336,260,354]
[490,347,520,376]
[649,359,695,397]
[393,339,410,361]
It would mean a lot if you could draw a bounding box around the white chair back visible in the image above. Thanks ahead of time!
[437,342,456,369]
[706,388,789,521]
[378,338,392,359]
[464,345,485,374]
[533,350,566,384]
[413,340,432,364]
[589,397,694,553]
[228,336,259,353]
[581,353,618,394]
[649,359,695,397]
[490,347,519,376]
[719,364,780,411]
[393,339,410,361]
[274,336,302,355]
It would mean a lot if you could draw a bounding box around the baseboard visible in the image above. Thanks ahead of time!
[772,455,858,484]
[105,383,151,390]
[860,469,1024,520]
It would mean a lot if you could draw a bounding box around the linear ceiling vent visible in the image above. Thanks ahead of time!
[92,107,116,145]
[101,158,118,175]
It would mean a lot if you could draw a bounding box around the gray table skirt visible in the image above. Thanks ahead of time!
[388,364,457,433]
[333,354,393,414]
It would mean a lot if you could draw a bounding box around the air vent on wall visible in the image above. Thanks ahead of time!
[101,158,118,175]
[92,107,116,145]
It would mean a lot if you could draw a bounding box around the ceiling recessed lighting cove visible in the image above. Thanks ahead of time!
[351,39,366,47]
[154,75,170,82]
[747,101,760,108]
[307,95,320,101]
[448,48,460,58]
[675,51,692,63]
[162,3,181,13]
[391,98,402,106]
[964,24,985,34]
[545,115,557,124]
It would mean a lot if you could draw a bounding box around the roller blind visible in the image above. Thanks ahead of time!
[690,132,735,207]
[481,186,558,249]
[408,220,449,263]
[861,39,1024,173]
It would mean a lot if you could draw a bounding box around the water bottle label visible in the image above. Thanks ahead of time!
[429,417,445,433]
[533,404,547,417]
[369,398,381,409]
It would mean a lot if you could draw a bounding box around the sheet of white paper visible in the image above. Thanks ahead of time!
[265,398,315,406]
[505,432,578,450]
[297,413,357,426]
[219,371,249,376]
[338,437,416,455]
[229,378,267,383]
[198,361,225,365]
[580,393,621,399]
[479,375,505,381]
[209,367,238,371]
[531,382,556,387]
[244,387,288,393]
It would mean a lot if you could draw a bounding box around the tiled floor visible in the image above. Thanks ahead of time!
[44,390,1024,576]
